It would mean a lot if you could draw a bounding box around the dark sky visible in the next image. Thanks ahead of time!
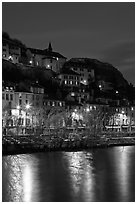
[2,2,135,84]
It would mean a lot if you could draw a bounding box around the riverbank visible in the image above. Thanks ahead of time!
[2,132,135,155]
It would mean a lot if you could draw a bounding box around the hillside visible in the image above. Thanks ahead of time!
[63,58,129,89]
[2,59,62,99]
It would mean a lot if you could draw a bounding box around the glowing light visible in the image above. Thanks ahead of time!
[131,107,134,111]
[26,104,30,109]
[71,92,75,96]
[17,105,20,110]
[86,108,90,112]
[56,57,58,61]
[121,110,124,114]
[70,81,72,85]
[65,80,67,84]
[8,56,13,61]
[47,64,50,68]
[116,90,119,94]
[29,60,32,64]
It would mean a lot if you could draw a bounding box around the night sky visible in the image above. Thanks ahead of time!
[2,2,135,85]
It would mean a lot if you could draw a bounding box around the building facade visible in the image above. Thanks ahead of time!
[27,43,67,72]
[2,38,21,64]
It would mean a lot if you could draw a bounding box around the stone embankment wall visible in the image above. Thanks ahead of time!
[2,132,135,155]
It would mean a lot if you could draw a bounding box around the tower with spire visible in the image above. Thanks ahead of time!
[47,42,53,52]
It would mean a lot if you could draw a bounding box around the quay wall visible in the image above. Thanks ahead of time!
[2,133,135,155]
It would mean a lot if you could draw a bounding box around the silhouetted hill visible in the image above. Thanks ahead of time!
[63,58,129,89]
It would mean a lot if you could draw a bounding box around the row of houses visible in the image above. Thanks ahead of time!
[2,82,135,132]
[2,82,65,128]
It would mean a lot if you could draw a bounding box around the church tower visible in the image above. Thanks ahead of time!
[47,42,53,52]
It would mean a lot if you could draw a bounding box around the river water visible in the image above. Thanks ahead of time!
[2,146,135,202]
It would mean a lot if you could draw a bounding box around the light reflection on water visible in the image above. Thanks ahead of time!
[2,146,135,202]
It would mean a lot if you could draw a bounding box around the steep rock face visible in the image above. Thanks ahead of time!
[63,58,129,89]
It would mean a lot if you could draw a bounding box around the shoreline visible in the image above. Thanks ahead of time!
[2,134,135,156]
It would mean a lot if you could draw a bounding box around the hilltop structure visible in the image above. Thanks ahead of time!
[2,33,135,134]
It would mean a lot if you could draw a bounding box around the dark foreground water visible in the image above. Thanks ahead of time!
[2,146,135,202]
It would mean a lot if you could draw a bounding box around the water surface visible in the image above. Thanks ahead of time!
[2,146,135,202]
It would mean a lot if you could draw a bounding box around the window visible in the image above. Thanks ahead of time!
[70,81,72,85]
[18,118,24,125]
[26,118,30,126]
[26,100,28,104]
[36,95,39,100]
[10,94,13,101]
[6,94,9,100]
[50,59,52,63]
[19,99,22,105]
[2,93,5,100]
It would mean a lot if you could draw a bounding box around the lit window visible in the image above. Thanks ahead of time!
[86,108,90,112]
[47,64,50,68]
[65,80,67,84]
[70,81,72,85]
[59,102,62,106]
[71,92,75,96]
[76,81,78,85]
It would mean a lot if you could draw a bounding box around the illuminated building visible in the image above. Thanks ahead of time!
[2,38,21,64]
[62,58,95,85]
[27,42,67,72]
[105,106,135,132]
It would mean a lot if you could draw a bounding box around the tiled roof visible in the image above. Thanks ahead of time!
[28,48,67,59]
[28,48,45,55]
[60,69,80,76]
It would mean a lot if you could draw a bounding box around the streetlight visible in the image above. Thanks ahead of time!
[26,104,30,110]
